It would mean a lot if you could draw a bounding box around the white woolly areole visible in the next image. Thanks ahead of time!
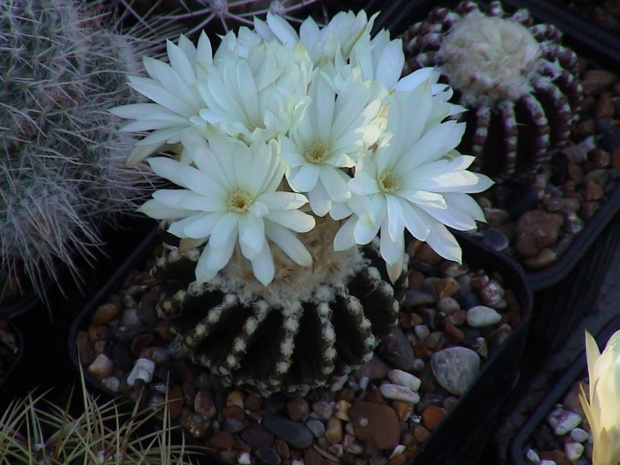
[438,12,542,107]
[212,217,367,308]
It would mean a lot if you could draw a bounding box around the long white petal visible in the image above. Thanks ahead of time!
[258,192,309,210]
[183,212,225,239]
[291,163,321,192]
[308,183,332,217]
[265,222,312,267]
[209,213,239,249]
[380,220,405,265]
[137,199,195,219]
[250,243,275,286]
[239,215,266,260]
[128,76,196,117]
[196,233,237,283]
[265,209,315,233]
[320,166,351,203]
[386,195,406,242]
[333,216,358,251]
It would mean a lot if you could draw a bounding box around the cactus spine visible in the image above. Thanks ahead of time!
[0,0,155,301]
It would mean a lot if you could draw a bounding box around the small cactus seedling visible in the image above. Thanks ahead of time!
[402,1,583,182]
[0,0,163,302]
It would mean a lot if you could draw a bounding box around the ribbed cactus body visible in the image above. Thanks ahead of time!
[153,218,401,394]
[0,0,152,300]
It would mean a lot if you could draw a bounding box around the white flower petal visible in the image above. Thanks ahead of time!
[353,213,380,245]
[291,163,321,192]
[308,183,332,217]
[386,195,406,242]
[348,175,379,196]
[209,213,239,249]
[265,209,315,233]
[128,76,195,117]
[183,212,225,239]
[258,192,308,210]
[443,193,487,223]
[380,220,405,265]
[329,201,353,221]
[250,242,275,286]
[319,166,351,203]
[265,222,312,267]
[333,216,358,251]
[137,199,194,219]
[196,233,237,283]
[239,215,266,260]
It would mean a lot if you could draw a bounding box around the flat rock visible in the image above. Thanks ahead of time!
[349,401,401,450]
[431,347,480,395]
[376,327,416,371]
[262,415,314,449]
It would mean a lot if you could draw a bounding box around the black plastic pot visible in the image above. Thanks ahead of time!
[68,228,532,465]
[509,314,620,465]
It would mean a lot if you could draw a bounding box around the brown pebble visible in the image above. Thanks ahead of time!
[362,386,387,404]
[245,393,264,411]
[325,417,343,444]
[590,149,611,168]
[561,145,588,163]
[130,333,154,355]
[388,454,407,465]
[154,320,175,341]
[87,354,113,380]
[287,397,309,422]
[408,270,425,289]
[413,425,430,444]
[413,243,442,265]
[76,331,96,366]
[274,439,290,460]
[167,385,184,420]
[421,405,447,431]
[178,408,210,438]
[221,405,245,422]
[194,388,217,418]
[442,322,464,343]
[539,449,571,465]
[207,431,234,450]
[515,210,564,257]
[584,179,604,201]
[523,248,558,270]
[226,391,244,409]
[446,310,467,326]
[334,400,351,421]
[349,401,401,450]
[583,69,618,96]
[392,400,414,421]
[566,162,583,184]
[88,324,109,345]
[437,277,460,299]
[581,201,601,220]
[596,92,616,118]
[576,118,595,137]
[312,445,341,463]
[304,448,325,465]
[91,302,119,325]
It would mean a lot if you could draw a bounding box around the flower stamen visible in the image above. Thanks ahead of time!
[378,171,401,193]
[228,190,254,213]
[304,142,330,164]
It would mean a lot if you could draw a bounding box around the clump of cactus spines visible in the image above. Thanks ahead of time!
[113,0,321,38]
[0,0,159,301]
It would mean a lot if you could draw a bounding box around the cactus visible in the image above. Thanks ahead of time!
[402,1,583,182]
[153,217,401,395]
[112,0,321,38]
[0,0,159,301]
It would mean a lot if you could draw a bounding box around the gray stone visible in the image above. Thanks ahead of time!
[306,419,326,438]
[387,369,421,391]
[126,358,155,386]
[467,306,502,328]
[379,383,420,404]
[376,327,416,371]
[431,347,480,395]
[262,415,314,449]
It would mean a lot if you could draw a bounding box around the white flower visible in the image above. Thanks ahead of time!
[196,33,313,145]
[580,329,620,465]
[254,10,377,66]
[280,71,386,216]
[332,78,493,282]
[138,132,316,286]
[110,33,216,165]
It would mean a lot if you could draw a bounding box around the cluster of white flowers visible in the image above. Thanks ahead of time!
[112,11,493,286]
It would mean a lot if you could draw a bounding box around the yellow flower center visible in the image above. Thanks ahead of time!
[228,191,253,214]
[378,171,401,193]
[304,142,330,164]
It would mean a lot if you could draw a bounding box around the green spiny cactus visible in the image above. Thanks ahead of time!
[0,0,156,301]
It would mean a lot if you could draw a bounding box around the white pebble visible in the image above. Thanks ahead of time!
[564,441,584,461]
[358,376,369,391]
[547,406,582,435]
[379,383,420,404]
[525,448,540,463]
[388,369,422,391]
[126,358,155,386]
[570,427,590,442]
[466,305,502,327]
[540,461,556,465]
[389,445,406,459]
[237,452,251,465]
